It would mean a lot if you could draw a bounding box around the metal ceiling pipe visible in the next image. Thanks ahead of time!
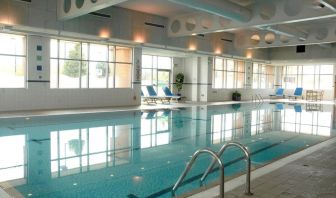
[262,25,308,41]
[168,0,252,22]
[319,0,336,12]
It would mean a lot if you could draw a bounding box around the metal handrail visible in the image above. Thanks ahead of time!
[172,148,225,198]
[200,142,253,196]
[252,94,264,103]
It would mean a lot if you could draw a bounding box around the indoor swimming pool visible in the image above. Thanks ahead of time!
[0,102,335,198]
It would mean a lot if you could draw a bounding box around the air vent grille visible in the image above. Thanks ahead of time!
[89,12,111,18]
[144,22,165,28]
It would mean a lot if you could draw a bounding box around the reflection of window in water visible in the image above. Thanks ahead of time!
[251,109,273,136]
[211,112,244,144]
[50,125,132,178]
[281,109,331,136]
[141,111,171,148]
[0,135,26,184]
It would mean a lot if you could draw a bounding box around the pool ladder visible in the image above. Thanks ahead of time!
[172,142,253,198]
[252,94,264,103]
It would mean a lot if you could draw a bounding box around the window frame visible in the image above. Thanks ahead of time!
[50,38,133,89]
[0,33,27,89]
[212,57,245,89]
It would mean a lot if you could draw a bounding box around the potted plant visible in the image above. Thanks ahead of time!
[175,73,184,96]
[232,91,241,101]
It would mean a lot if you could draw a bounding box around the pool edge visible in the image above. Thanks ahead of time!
[188,136,336,198]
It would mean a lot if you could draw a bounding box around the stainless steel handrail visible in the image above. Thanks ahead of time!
[252,94,264,103]
[201,142,253,196]
[172,148,224,198]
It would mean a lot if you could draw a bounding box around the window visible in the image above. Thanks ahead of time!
[141,55,172,95]
[252,63,274,89]
[50,39,133,88]
[282,65,333,90]
[0,33,26,88]
[213,57,245,89]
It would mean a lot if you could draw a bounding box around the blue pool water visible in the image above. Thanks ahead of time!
[0,103,335,198]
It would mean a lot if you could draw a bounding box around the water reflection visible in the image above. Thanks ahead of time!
[0,103,334,195]
[281,104,331,136]
[141,110,171,148]
[0,135,26,184]
[50,125,132,178]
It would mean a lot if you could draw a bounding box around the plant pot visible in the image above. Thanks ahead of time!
[232,95,241,101]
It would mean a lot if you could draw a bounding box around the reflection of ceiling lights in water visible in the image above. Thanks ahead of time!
[132,176,143,183]
[28,194,33,197]
[110,174,114,177]
[73,183,78,186]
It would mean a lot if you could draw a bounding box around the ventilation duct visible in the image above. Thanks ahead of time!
[168,0,252,22]
[261,25,308,41]
[318,0,336,11]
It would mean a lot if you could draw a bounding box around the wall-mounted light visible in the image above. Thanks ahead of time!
[99,29,110,39]
[188,44,197,51]
[246,50,253,59]
[214,48,222,55]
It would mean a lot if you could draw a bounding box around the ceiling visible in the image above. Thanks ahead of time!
[116,0,336,48]
[59,0,336,49]
[117,0,198,17]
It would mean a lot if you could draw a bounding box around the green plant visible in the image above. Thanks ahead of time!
[62,43,87,78]
[232,91,241,101]
[68,139,84,155]
[175,73,184,93]
[232,91,241,97]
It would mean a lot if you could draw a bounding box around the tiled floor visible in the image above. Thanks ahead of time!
[224,141,336,198]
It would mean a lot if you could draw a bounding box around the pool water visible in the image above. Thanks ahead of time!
[0,103,334,198]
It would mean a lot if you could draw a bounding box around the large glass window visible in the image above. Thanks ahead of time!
[141,55,172,95]
[252,63,274,89]
[50,39,133,89]
[213,57,245,89]
[0,33,26,88]
[282,65,333,90]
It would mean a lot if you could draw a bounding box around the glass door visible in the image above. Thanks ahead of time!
[157,70,170,96]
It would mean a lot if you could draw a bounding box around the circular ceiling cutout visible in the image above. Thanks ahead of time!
[171,20,181,33]
[219,18,231,27]
[185,18,196,31]
[284,0,303,17]
[316,28,328,40]
[265,33,275,44]
[259,2,276,20]
[201,18,213,29]
[76,0,84,8]
[250,34,260,45]
[91,0,98,2]
[280,35,290,43]
[64,0,71,13]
